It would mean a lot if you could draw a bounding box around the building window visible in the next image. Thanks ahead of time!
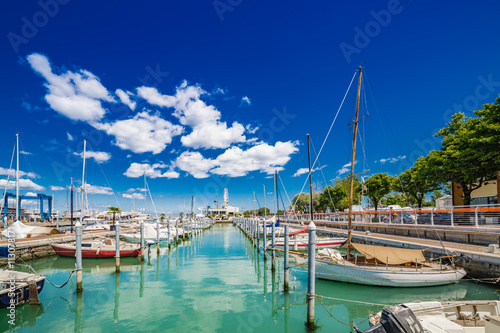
[471,196,498,205]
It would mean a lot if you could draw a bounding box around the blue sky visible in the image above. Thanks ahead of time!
[1,0,499,215]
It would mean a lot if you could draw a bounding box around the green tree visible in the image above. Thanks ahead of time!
[108,206,121,225]
[319,176,362,212]
[160,213,166,223]
[365,173,394,210]
[319,185,344,212]
[290,192,320,213]
[430,190,443,204]
[398,155,441,208]
[381,193,406,207]
[430,97,500,205]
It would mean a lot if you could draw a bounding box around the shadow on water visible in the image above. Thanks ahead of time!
[1,223,498,333]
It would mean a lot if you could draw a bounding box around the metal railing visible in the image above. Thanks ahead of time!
[279,204,500,228]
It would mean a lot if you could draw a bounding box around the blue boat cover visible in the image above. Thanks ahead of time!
[265,220,280,228]
[0,247,9,258]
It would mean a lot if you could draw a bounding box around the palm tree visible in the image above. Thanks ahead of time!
[108,206,121,225]
[160,213,166,223]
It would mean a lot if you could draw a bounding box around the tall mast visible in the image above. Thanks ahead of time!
[253,191,256,216]
[15,133,19,221]
[347,66,363,258]
[81,139,86,224]
[144,173,147,218]
[275,170,280,218]
[70,178,74,233]
[307,134,314,221]
[263,184,266,218]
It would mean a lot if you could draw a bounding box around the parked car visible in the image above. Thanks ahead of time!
[416,213,451,225]
[380,212,414,224]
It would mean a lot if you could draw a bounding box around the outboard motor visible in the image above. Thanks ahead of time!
[355,305,424,333]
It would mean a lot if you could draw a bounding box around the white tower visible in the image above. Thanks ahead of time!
[223,188,228,208]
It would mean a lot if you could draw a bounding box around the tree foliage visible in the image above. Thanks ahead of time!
[365,173,394,210]
[108,206,121,224]
[398,155,441,208]
[291,192,321,213]
[430,96,500,205]
[242,207,270,216]
[380,193,406,207]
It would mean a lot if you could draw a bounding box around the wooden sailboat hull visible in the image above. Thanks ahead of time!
[315,259,466,287]
[51,244,141,258]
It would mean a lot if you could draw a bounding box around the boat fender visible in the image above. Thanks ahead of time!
[96,247,101,255]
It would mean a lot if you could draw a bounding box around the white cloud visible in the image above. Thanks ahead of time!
[211,141,299,177]
[27,53,115,122]
[83,184,113,195]
[212,87,226,95]
[73,151,111,162]
[115,89,136,110]
[337,160,357,175]
[0,179,44,191]
[377,155,406,164]
[174,152,217,179]
[0,167,38,179]
[123,192,145,200]
[137,82,246,149]
[50,186,65,191]
[174,141,299,178]
[20,150,32,155]
[25,192,37,196]
[96,111,183,154]
[245,124,259,134]
[293,165,327,177]
[240,96,251,106]
[67,132,74,141]
[123,163,179,179]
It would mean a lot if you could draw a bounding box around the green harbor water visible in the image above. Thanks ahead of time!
[2,224,499,332]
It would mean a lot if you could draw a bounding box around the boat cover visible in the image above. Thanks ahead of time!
[1,221,34,239]
[290,226,308,236]
[351,243,425,265]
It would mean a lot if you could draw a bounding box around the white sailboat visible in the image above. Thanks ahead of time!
[314,67,466,287]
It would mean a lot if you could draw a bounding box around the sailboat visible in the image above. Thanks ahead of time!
[314,67,466,287]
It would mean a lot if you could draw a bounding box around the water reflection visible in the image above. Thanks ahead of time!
[1,224,498,333]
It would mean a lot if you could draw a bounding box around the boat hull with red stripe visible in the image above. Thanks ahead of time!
[267,237,346,251]
[51,239,141,258]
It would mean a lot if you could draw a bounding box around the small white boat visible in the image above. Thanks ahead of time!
[51,238,141,258]
[121,224,172,244]
[83,218,110,231]
[357,300,500,333]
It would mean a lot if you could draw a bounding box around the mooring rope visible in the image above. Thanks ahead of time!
[309,293,379,326]
[17,258,76,289]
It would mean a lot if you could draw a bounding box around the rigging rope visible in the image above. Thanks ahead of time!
[310,138,337,212]
[291,70,358,210]
[2,143,16,212]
